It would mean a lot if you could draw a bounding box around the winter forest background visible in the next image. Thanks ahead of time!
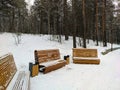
[0,0,120,48]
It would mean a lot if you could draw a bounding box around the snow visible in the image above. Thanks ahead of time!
[7,71,30,90]
[25,0,34,11]
[0,32,120,90]
[40,59,66,67]
[73,57,99,60]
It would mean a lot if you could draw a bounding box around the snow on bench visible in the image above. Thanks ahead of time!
[0,53,30,90]
[40,59,66,67]
[34,49,66,74]
[72,48,100,64]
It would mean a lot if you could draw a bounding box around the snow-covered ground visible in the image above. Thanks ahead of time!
[0,32,120,90]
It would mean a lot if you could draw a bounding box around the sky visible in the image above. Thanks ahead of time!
[25,0,35,9]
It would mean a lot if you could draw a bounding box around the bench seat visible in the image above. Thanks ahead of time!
[40,59,66,67]
[6,71,30,90]
[42,60,66,74]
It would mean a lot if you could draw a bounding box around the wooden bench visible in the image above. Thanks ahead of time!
[0,53,30,90]
[72,48,100,64]
[34,49,67,74]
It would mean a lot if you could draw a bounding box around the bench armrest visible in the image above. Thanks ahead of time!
[29,62,39,77]
[64,55,70,64]
[64,55,70,60]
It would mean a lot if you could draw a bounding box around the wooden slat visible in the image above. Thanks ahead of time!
[44,61,66,74]
[35,49,60,63]
[12,71,25,90]
[32,65,39,77]
[20,71,30,90]
[0,54,17,90]
[73,48,98,57]
[0,54,30,90]
[6,71,30,90]
[73,59,100,64]
[72,48,100,64]
[35,49,67,74]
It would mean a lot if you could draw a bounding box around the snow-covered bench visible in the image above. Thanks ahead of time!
[0,53,30,90]
[34,49,67,74]
[72,48,100,64]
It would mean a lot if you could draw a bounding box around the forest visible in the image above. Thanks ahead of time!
[0,0,120,48]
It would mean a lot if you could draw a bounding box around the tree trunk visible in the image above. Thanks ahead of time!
[82,0,86,48]
[10,8,15,32]
[95,0,99,46]
[40,11,43,34]
[110,29,113,51]
[48,9,51,35]
[72,0,76,48]
[102,0,107,47]
[63,0,69,40]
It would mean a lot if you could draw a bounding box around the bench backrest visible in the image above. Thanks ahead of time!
[73,48,98,57]
[34,49,60,63]
[0,53,17,90]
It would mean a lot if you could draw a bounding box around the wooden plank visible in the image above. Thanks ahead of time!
[44,60,66,74]
[72,48,100,64]
[35,49,67,74]
[11,71,30,90]
[73,48,98,57]
[35,49,60,63]
[32,64,39,77]
[0,54,17,90]
[12,71,25,90]
[73,59,100,64]
[6,71,30,90]
[22,71,30,90]
[0,54,30,90]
